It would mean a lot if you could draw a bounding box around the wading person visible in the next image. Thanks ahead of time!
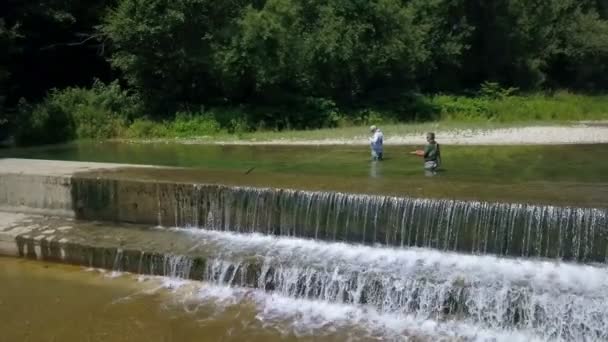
[410,132,441,174]
[369,125,384,161]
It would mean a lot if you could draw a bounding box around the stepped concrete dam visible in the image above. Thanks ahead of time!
[1,157,608,341]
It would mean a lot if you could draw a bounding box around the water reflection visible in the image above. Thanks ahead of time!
[369,160,382,178]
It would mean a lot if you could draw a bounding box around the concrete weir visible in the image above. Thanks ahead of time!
[0,159,150,217]
[0,213,215,278]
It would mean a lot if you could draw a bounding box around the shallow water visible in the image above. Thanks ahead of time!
[0,257,546,342]
[2,142,608,205]
[0,257,369,342]
[2,141,608,183]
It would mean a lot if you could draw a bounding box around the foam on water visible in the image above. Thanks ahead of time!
[178,228,608,294]
[168,228,608,341]
[151,276,544,342]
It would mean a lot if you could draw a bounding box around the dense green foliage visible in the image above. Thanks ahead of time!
[14,81,139,145]
[0,18,19,131]
[11,83,606,142]
[2,0,608,144]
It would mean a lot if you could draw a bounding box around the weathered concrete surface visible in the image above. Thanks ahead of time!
[0,158,139,176]
[0,212,28,255]
[0,159,153,217]
[0,212,195,270]
[0,212,257,282]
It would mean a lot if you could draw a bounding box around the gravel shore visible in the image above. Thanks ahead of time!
[214,124,608,146]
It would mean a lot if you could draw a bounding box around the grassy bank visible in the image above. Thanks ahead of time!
[10,81,608,145]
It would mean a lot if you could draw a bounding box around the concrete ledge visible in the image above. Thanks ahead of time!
[0,158,145,176]
[0,158,154,217]
[0,213,249,282]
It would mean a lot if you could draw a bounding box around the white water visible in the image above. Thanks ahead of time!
[162,184,608,261]
[143,276,544,342]
[179,228,608,293]
[160,228,608,341]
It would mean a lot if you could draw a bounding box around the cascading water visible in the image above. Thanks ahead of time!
[102,228,608,341]
[67,177,608,340]
[71,178,608,261]
[157,183,608,262]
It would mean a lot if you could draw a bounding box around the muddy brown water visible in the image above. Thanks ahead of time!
[0,257,390,342]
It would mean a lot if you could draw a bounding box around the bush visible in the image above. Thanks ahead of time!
[228,117,250,135]
[478,81,518,100]
[125,119,168,138]
[245,96,340,130]
[487,92,608,122]
[428,87,608,122]
[51,80,140,138]
[72,105,128,139]
[13,78,608,145]
[15,99,75,145]
[169,111,221,138]
[14,80,142,145]
[431,95,493,121]
[125,112,222,139]
[207,107,249,129]
[353,91,441,122]
[341,108,395,127]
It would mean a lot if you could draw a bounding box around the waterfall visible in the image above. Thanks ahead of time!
[88,228,608,341]
[12,208,608,341]
[160,184,608,262]
[71,178,608,262]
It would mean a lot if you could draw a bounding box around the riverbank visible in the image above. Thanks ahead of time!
[118,121,608,146]
[11,85,608,147]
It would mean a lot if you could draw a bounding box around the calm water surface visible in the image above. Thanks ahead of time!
[2,141,607,206]
[2,141,608,183]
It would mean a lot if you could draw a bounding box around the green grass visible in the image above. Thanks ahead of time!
[120,90,608,142]
[14,84,608,145]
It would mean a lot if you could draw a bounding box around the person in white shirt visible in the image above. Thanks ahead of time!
[369,125,384,161]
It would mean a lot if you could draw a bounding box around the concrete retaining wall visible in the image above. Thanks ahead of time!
[0,173,74,216]
[0,159,148,218]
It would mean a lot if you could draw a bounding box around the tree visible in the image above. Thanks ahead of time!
[217,0,470,101]
[102,0,246,114]
[459,0,608,90]
[548,2,608,89]
[0,0,113,110]
[0,19,20,135]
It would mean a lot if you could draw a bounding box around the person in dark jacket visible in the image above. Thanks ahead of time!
[410,132,441,173]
